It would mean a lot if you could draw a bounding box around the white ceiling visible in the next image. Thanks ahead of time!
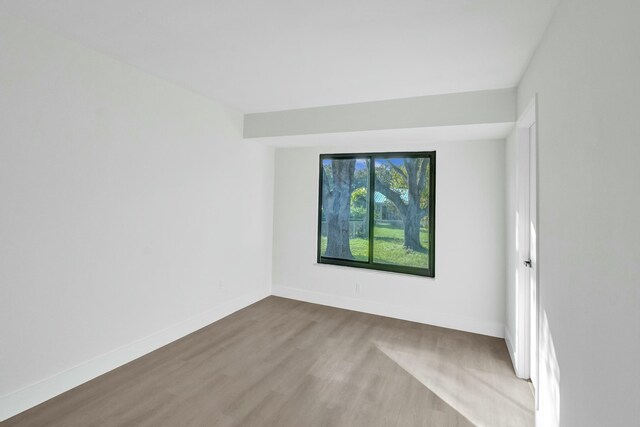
[0,0,558,113]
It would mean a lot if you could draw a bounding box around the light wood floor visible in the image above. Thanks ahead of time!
[4,297,533,427]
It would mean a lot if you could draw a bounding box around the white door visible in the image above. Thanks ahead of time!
[528,121,539,406]
[516,98,539,406]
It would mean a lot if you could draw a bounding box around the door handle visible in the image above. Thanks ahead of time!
[524,259,532,268]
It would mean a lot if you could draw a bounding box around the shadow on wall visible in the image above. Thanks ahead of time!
[538,309,561,427]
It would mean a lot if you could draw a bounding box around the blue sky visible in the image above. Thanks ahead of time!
[322,158,369,169]
[323,158,406,170]
[375,158,404,167]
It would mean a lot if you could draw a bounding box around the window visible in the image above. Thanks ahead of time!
[318,151,435,277]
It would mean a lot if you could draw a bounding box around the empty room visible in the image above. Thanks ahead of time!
[1,1,638,426]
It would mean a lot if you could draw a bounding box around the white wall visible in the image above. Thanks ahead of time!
[272,139,506,338]
[0,15,273,419]
[513,0,640,425]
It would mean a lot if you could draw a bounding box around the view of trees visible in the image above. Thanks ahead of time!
[374,157,430,253]
[320,154,432,271]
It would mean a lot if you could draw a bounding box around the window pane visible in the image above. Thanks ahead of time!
[373,157,430,268]
[320,158,369,261]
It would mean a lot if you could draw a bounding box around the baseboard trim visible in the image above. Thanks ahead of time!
[504,326,518,374]
[0,289,269,422]
[272,286,504,338]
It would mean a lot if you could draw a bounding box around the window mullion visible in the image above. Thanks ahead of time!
[368,155,375,265]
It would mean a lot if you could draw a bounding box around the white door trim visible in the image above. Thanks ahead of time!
[515,96,540,409]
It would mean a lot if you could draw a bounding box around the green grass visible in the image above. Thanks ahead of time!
[321,224,429,268]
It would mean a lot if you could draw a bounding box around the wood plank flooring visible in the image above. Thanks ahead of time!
[3,297,533,426]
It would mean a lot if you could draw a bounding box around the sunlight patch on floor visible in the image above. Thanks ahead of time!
[375,341,534,427]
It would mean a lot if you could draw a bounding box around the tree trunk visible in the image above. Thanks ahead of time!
[403,202,424,252]
[363,191,370,238]
[324,159,355,259]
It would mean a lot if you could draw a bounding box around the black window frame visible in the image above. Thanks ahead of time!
[317,151,436,278]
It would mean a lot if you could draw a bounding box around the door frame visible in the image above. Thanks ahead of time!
[515,96,540,406]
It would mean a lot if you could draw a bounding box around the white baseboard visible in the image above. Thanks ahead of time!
[504,326,518,372]
[0,289,269,422]
[504,325,528,379]
[272,286,505,338]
